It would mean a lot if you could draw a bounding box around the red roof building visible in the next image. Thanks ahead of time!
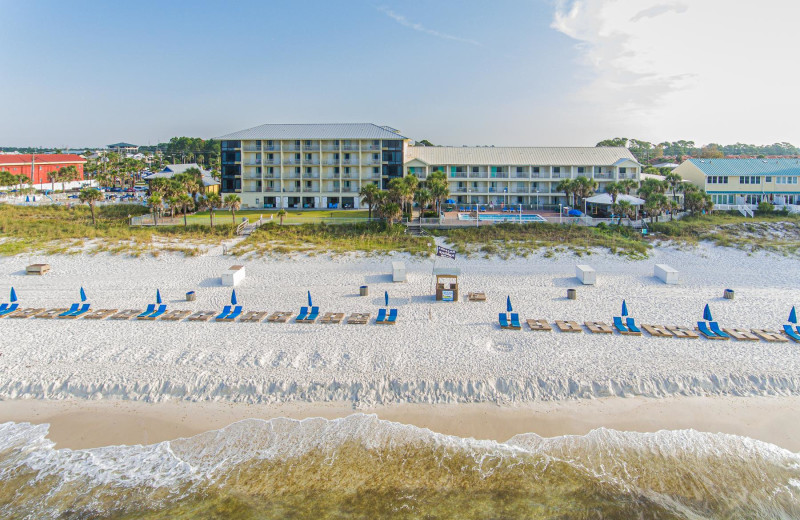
[0,154,86,185]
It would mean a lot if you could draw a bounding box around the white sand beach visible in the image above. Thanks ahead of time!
[1,244,799,406]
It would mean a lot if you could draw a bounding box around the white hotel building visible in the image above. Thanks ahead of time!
[216,123,640,209]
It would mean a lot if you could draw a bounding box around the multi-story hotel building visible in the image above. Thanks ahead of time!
[673,158,800,206]
[216,123,641,208]
[215,123,408,209]
[405,146,640,207]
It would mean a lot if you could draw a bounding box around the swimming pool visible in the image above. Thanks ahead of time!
[457,213,547,222]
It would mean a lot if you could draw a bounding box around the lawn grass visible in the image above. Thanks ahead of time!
[431,223,651,259]
[0,204,237,257]
[187,209,371,226]
[650,212,800,255]
[232,221,434,258]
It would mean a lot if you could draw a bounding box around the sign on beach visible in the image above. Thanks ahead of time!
[436,246,456,259]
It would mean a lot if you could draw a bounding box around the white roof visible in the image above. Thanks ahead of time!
[143,163,219,187]
[584,193,645,206]
[433,267,461,276]
[216,123,406,141]
[405,146,637,166]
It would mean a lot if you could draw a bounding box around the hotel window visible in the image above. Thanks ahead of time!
[594,166,602,173]
[532,182,538,189]
[304,140,312,147]
[294,154,301,162]
[294,140,300,147]
[765,176,772,182]
[295,167,301,174]
[344,153,351,161]
[305,181,312,189]
[372,154,379,162]
[305,167,312,174]
[344,167,351,174]
[473,167,480,173]
[255,167,262,174]
[373,167,379,174]
[517,166,525,173]
[619,167,627,174]
[267,153,274,161]
[577,167,585,174]
[334,167,340,174]
[267,167,274,174]
[740,176,748,184]
[553,167,560,174]
[305,153,312,162]
[344,181,351,189]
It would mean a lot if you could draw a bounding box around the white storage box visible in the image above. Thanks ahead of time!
[575,264,596,285]
[222,265,245,287]
[654,264,678,284]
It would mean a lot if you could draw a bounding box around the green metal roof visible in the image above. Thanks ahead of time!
[688,158,800,176]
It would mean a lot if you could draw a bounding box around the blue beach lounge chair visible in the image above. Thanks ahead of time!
[58,303,80,317]
[226,306,243,321]
[625,317,642,334]
[499,313,510,329]
[307,306,320,321]
[510,313,521,329]
[697,321,722,339]
[376,308,387,324]
[0,303,7,313]
[295,306,309,322]
[63,303,91,318]
[387,309,397,324]
[783,325,800,343]
[147,305,168,319]
[215,305,232,321]
[613,316,629,333]
[137,304,156,318]
[0,303,19,317]
[709,322,730,339]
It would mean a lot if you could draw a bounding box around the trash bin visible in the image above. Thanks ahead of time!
[360,285,369,296]
[186,291,196,301]
[723,289,734,300]
[567,288,577,300]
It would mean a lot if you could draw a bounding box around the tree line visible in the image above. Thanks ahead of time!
[596,138,799,163]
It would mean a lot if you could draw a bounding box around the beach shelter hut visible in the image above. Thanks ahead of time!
[433,267,460,302]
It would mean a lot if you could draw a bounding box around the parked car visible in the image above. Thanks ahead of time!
[110,187,123,192]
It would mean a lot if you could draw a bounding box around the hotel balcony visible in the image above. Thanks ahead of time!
[362,143,380,150]
[450,173,468,179]
[263,144,279,151]
[243,145,261,152]
[341,144,360,151]
[513,172,530,179]
[283,144,301,151]
[303,173,320,179]
[264,158,280,165]
[594,173,614,180]
[284,172,301,179]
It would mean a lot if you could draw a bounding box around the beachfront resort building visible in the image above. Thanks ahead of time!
[405,146,640,207]
[215,123,640,209]
[0,154,86,189]
[215,123,407,209]
[674,158,800,206]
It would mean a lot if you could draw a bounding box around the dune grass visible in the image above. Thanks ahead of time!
[0,204,237,257]
[232,222,434,257]
[650,213,800,255]
[431,223,651,260]
[188,209,371,226]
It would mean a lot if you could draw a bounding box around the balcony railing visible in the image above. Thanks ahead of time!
[490,173,509,179]
[243,146,261,152]
[342,144,359,151]
[243,174,262,180]
[284,145,301,151]
[263,145,279,151]
[322,145,340,151]
[362,144,380,150]
[594,173,614,180]
[263,186,277,192]
[243,161,261,166]
[303,173,320,179]
[450,173,468,179]
[513,173,529,178]
[467,172,484,178]
[342,159,359,165]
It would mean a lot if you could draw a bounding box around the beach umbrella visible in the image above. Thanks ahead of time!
[790,306,797,324]
[231,289,238,305]
[79,287,87,302]
[385,291,389,307]
[156,289,162,304]
[25,196,29,203]
[621,300,629,317]
[702,304,712,322]
[307,290,313,307]
[506,296,513,313]
[9,287,17,303]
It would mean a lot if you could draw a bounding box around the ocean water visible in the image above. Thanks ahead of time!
[0,414,799,519]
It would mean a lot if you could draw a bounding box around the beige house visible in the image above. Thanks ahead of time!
[674,158,800,206]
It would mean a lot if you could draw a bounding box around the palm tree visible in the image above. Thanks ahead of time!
[177,193,194,226]
[276,208,287,225]
[644,193,668,224]
[166,196,180,218]
[604,181,621,205]
[359,183,381,219]
[148,195,163,225]
[47,169,59,192]
[428,178,449,214]
[573,176,598,208]
[78,188,103,225]
[402,175,419,214]
[664,172,683,202]
[205,193,221,227]
[614,199,633,225]
[668,199,680,221]
[556,178,575,206]
[379,201,402,225]
[620,178,638,195]
[58,165,78,192]
[415,188,432,221]
[224,194,241,224]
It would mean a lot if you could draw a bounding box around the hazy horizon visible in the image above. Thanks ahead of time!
[1,0,798,149]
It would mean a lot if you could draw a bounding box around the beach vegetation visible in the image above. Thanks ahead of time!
[224,194,241,224]
[78,188,103,225]
[232,221,434,257]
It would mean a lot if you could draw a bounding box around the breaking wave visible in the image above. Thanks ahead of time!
[1,414,799,519]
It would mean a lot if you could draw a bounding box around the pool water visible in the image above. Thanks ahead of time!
[458,213,547,222]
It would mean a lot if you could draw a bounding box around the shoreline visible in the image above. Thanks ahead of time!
[2,395,799,451]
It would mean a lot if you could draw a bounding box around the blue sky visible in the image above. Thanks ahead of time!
[1,0,798,148]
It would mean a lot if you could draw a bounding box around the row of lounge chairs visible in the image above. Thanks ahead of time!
[499,316,800,343]
[0,305,398,325]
